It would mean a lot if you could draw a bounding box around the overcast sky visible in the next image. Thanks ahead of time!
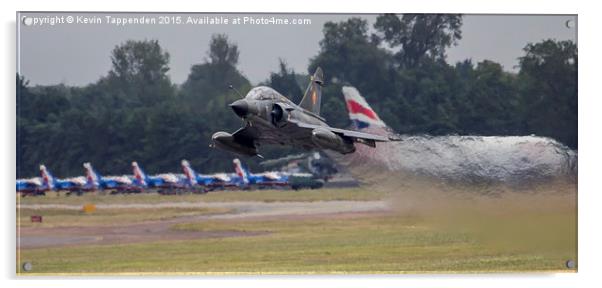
[17,13,576,86]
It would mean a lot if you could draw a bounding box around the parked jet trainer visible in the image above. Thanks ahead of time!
[17,157,316,196]
[211,67,395,157]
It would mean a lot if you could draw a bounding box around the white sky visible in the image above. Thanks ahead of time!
[17,13,577,86]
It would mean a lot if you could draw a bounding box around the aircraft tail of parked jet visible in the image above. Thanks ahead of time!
[233,158,250,185]
[299,67,324,115]
[39,164,55,190]
[83,162,101,188]
[342,86,388,130]
[39,164,82,191]
[132,161,148,187]
[181,159,198,186]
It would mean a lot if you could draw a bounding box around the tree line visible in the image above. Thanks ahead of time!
[17,14,577,178]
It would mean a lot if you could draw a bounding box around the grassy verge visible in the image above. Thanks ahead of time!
[17,188,389,206]
[18,201,576,274]
[17,207,231,228]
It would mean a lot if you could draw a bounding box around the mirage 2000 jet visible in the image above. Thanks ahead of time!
[211,67,395,157]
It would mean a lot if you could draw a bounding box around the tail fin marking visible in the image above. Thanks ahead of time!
[299,67,324,115]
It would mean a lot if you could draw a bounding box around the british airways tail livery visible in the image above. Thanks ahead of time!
[342,86,387,130]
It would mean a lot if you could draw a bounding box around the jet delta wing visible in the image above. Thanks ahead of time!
[289,119,391,148]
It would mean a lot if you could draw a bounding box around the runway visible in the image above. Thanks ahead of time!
[18,200,389,248]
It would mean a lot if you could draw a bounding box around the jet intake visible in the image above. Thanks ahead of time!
[311,128,355,154]
[211,132,258,156]
[270,103,289,127]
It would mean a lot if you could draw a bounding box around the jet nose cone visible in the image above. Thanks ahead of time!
[229,100,249,118]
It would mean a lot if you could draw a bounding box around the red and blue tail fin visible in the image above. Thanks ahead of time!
[131,161,148,187]
[233,158,249,185]
[181,159,198,186]
[83,162,101,188]
[39,164,55,190]
[342,86,387,130]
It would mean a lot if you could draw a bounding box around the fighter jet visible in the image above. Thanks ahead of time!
[16,177,44,196]
[83,162,139,193]
[39,164,86,192]
[211,67,394,157]
[232,158,289,188]
[181,159,238,191]
[131,161,189,190]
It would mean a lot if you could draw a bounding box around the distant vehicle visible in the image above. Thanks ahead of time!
[232,158,289,188]
[211,67,395,157]
[288,173,324,190]
[260,152,338,181]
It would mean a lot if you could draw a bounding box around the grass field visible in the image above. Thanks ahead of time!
[17,207,231,228]
[18,188,389,205]
[16,187,577,274]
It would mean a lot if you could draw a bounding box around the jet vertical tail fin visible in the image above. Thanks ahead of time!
[83,162,101,188]
[181,159,198,186]
[131,161,148,187]
[233,158,250,185]
[299,67,324,115]
[39,164,55,189]
[342,86,388,130]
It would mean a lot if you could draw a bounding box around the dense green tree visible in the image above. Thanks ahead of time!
[455,60,522,135]
[518,39,578,148]
[208,34,239,67]
[17,39,179,177]
[265,59,304,103]
[395,59,459,134]
[178,34,253,172]
[17,74,32,178]
[374,14,463,69]
[309,17,397,128]
[181,34,249,110]
[106,39,174,106]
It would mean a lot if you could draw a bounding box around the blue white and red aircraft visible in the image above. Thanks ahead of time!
[17,158,296,195]
[16,177,43,196]
[83,162,140,193]
[180,159,238,191]
[39,164,88,194]
[131,161,189,191]
[232,158,289,188]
